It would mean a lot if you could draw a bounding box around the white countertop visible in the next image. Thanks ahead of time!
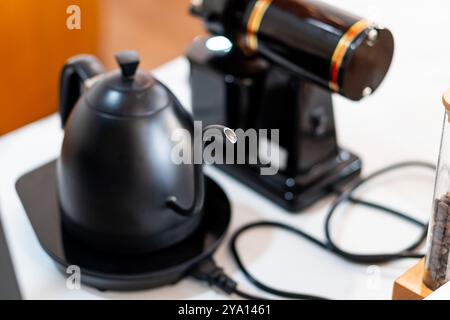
[1,0,450,300]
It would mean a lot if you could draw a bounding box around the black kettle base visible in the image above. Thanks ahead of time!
[15,161,231,291]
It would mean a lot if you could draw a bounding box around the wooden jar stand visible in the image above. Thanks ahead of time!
[392,259,434,300]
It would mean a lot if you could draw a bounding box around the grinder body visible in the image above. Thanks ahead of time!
[188,0,394,211]
[192,0,394,101]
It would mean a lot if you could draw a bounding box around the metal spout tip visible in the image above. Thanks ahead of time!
[224,127,238,144]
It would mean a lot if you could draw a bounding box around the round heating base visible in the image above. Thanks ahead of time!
[16,161,231,291]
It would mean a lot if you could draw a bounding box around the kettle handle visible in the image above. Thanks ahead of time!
[167,125,237,217]
[59,55,105,128]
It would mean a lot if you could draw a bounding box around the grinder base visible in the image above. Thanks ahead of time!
[215,149,361,212]
[16,161,231,291]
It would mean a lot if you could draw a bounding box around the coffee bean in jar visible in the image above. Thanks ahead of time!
[424,194,450,290]
[423,89,450,290]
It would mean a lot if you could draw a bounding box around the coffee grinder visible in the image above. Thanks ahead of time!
[187,0,395,211]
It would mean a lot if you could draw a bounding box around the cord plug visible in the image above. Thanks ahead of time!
[190,258,237,294]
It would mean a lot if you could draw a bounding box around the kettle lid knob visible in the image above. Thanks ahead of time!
[115,51,140,78]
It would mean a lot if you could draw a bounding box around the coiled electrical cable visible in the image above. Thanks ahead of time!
[229,161,435,300]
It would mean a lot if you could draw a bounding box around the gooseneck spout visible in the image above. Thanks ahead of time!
[167,125,237,217]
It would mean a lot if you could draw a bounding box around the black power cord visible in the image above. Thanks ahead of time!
[192,161,435,300]
[324,161,433,264]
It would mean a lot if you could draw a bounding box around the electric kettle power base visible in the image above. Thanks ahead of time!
[16,161,231,291]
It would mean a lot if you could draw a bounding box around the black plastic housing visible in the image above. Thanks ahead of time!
[192,0,394,101]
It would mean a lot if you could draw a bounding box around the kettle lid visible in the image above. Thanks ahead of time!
[86,51,169,117]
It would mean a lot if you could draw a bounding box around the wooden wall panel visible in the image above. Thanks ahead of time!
[0,0,99,135]
[0,0,204,134]
[97,0,204,70]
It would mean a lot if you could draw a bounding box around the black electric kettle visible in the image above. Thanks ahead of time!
[57,51,235,254]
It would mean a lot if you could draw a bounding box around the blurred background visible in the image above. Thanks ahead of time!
[2,0,450,145]
[0,0,203,135]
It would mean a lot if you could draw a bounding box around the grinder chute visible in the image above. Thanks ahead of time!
[187,0,395,211]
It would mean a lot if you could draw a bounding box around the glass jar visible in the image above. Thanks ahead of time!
[424,89,450,290]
